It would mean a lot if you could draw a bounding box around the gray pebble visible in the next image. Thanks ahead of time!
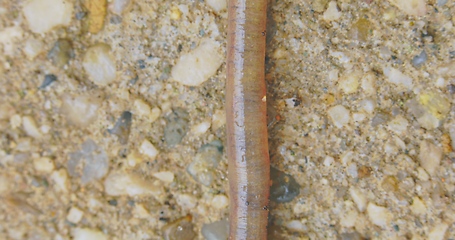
[411,50,427,68]
[164,108,189,147]
[39,74,57,89]
[108,111,132,144]
[47,39,73,67]
[201,220,229,240]
[270,167,300,203]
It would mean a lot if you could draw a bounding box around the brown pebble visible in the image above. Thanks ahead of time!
[357,165,372,178]
[441,133,452,153]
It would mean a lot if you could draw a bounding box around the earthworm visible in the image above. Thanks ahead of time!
[226,0,270,237]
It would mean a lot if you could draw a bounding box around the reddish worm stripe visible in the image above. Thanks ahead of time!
[226,0,269,237]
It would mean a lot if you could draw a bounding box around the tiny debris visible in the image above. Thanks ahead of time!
[108,111,132,144]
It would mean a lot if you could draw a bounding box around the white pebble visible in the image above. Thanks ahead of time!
[22,0,73,34]
[133,204,150,219]
[338,71,361,94]
[104,172,163,197]
[359,98,375,114]
[10,114,22,129]
[206,0,227,12]
[346,163,358,178]
[23,38,44,60]
[50,169,68,192]
[367,203,392,228]
[176,194,198,210]
[152,171,175,183]
[133,99,151,117]
[435,77,445,88]
[323,1,342,22]
[387,0,426,16]
[22,116,42,139]
[352,113,366,123]
[109,0,133,15]
[139,140,159,160]
[361,72,376,96]
[429,222,449,240]
[340,209,358,228]
[416,167,429,181]
[211,194,229,209]
[327,105,350,128]
[83,44,117,86]
[410,196,426,215]
[33,157,55,173]
[149,107,161,123]
[323,156,334,167]
[0,26,23,56]
[171,38,223,86]
[387,115,409,135]
[418,140,442,176]
[72,228,107,240]
[67,207,84,224]
[285,220,306,232]
[349,187,367,212]
[62,96,99,127]
[191,121,211,137]
[383,66,414,90]
[212,109,226,130]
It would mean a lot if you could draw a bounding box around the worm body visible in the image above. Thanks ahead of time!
[226,0,269,237]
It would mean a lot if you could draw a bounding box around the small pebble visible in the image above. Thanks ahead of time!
[429,222,449,240]
[50,169,69,192]
[67,207,84,224]
[349,18,372,42]
[152,171,175,183]
[412,50,428,68]
[418,140,442,176]
[323,1,341,22]
[367,203,392,228]
[62,96,99,127]
[171,38,223,86]
[164,108,189,147]
[187,140,223,186]
[327,105,350,128]
[201,220,229,240]
[33,157,55,173]
[22,116,42,139]
[162,215,196,240]
[211,195,229,209]
[72,228,107,240]
[190,121,211,137]
[410,196,426,215]
[23,38,44,60]
[212,109,226,130]
[82,0,108,34]
[338,71,361,94]
[39,74,57,89]
[67,139,109,184]
[371,112,390,127]
[108,199,118,206]
[176,194,198,210]
[22,0,73,34]
[349,187,367,212]
[83,43,117,86]
[108,111,132,144]
[104,172,163,197]
[47,39,73,67]
[139,139,159,160]
[387,0,426,16]
[270,167,300,203]
[206,0,227,12]
[109,0,133,14]
[383,66,413,90]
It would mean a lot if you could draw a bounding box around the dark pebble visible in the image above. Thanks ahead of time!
[448,84,455,94]
[108,111,132,144]
[371,112,390,127]
[39,74,57,89]
[270,167,300,203]
[47,39,73,67]
[108,199,118,206]
[340,231,362,240]
[110,15,122,24]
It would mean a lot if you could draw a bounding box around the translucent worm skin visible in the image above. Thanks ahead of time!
[226,0,269,237]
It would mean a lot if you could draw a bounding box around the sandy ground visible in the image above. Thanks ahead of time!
[1,0,455,239]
